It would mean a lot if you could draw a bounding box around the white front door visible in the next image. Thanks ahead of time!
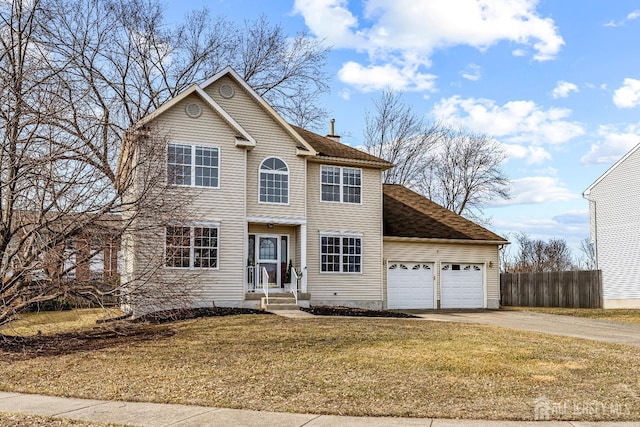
[249,234,289,289]
[258,236,279,287]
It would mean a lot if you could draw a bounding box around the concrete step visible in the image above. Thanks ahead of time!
[266,303,300,311]
[261,295,298,311]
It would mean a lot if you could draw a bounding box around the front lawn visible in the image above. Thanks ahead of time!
[504,307,640,324]
[0,308,124,337]
[1,315,639,421]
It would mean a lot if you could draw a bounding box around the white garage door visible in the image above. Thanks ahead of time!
[440,264,484,308]
[387,262,434,309]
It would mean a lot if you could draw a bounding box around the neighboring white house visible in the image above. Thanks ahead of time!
[584,142,640,308]
[118,66,508,315]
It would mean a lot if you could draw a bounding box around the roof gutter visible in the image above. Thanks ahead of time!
[383,236,510,245]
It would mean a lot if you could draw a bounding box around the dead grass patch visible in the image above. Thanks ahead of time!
[0,315,638,421]
[0,412,122,426]
[0,309,124,336]
[505,307,640,324]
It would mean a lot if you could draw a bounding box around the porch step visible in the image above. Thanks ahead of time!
[261,295,298,311]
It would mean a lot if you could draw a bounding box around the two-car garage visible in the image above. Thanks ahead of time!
[387,261,485,309]
[382,184,508,310]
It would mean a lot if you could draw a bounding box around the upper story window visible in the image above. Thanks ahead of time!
[321,165,361,204]
[259,157,289,204]
[167,143,219,188]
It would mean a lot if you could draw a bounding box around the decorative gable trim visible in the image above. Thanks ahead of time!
[584,141,640,197]
[134,84,256,147]
[200,66,317,156]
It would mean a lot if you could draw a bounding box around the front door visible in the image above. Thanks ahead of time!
[249,234,289,289]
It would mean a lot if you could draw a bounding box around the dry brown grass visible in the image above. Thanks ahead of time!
[504,307,640,324]
[0,309,124,337]
[1,315,639,421]
[0,412,122,426]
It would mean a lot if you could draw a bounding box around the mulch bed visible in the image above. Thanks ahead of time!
[301,305,418,318]
[132,306,273,324]
[0,323,173,361]
[0,307,270,360]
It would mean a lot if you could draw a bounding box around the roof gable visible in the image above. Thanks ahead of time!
[135,84,255,145]
[584,141,640,196]
[200,66,316,156]
[383,184,507,242]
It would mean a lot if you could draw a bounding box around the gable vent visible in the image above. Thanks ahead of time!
[185,102,202,118]
[219,84,235,99]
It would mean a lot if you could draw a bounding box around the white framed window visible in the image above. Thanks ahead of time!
[167,143,219,188]
[259,157,289,204]
[320,232,362,273]
[165,223,219,269]
[321,165,361,203]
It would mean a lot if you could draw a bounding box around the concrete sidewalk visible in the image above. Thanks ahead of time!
[0,391,636,427]
[415,310,640,347]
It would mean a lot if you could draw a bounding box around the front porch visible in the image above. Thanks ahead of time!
[244,217,309,309]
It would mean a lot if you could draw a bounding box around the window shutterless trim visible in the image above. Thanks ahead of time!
[166,143,220,189]
[319,231,363,274]
[319,165,362,204]
[258,156,290,205]
[164,222,220,270]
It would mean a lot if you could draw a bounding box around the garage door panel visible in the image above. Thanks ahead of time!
[387,262,434,309]
[441,264,484,309]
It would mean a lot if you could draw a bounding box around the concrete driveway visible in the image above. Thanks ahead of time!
[415,310,640,347]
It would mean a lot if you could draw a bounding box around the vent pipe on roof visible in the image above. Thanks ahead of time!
[326,118,341,142]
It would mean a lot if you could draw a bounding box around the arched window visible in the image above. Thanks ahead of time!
[259,157,289,204]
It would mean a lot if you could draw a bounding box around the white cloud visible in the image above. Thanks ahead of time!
[502,144,551,164]
[337,62,437,92]
[613,78,640,108]
[490,176,578,207]
[580,124,640,165]
[293,0,564,91]
[552,81,579,99]
[460,63,481,81]
[628,10,640,20]
[432,96,585,145]
[338,88,351,100]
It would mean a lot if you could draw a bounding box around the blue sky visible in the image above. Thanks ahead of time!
[167,0,640,251]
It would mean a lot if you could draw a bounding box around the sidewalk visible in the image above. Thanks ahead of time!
[0,391,635,427]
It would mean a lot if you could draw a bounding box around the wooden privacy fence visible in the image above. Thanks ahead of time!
[500,270,602,308]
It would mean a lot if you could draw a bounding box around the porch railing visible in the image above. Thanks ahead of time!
[288,268,299,304]
[261,267,269,306]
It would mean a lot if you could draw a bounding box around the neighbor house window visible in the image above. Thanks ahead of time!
[167,143,219,188]
[321,165,361,203]
[165,224,219,269]
[259,157,289,203]
[320,233,362,273]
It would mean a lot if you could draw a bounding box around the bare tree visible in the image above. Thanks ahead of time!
[2,0,330,326]
[505,233,576,273]
[363,90,510,220]
[576,237,596,270]
[363,89,442,186]
[420,127,510,220]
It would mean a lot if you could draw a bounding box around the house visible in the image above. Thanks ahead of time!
[118,66,507,314]
[584,142,640,308]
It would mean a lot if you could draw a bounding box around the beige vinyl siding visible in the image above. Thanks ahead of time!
[132,93,247,307]
[203,76,306,220]
[588,146,640,301]
[383,240,500,307]
[306,162,383,303]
